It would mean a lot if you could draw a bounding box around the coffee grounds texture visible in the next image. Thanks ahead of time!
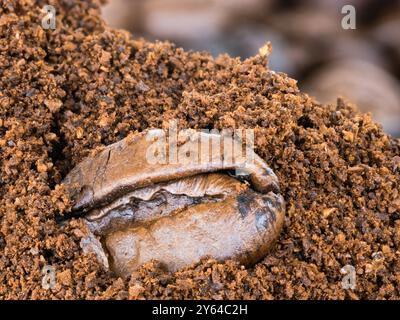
[0,0,399,299]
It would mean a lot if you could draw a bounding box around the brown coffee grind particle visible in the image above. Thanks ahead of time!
[0,0,399,300]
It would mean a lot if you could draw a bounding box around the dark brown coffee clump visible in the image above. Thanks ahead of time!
[0,0,399,299]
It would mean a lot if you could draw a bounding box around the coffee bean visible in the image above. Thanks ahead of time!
[63,129,285,277]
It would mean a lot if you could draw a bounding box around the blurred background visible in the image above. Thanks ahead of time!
[102,0,400,137]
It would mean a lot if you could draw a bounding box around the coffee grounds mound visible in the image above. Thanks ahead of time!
[0,0,399,300]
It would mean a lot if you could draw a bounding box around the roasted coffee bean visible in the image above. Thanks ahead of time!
[63,129,285,277]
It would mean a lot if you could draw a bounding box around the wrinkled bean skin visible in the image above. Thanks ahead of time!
[63,130,280,213]
[63,129,285,277]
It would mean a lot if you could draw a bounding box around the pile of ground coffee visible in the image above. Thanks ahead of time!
[0,0,399,299]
